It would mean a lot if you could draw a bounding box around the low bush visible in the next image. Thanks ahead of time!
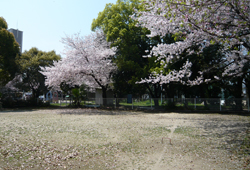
[164,100,177,110]
[1,98,50,108]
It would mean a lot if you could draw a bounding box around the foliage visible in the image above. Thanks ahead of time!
[15,47,61,98]
[0,17,20,86]
[41,30,116,105]
[92,0,145,46]
[0,17,7,29]
[71,84,87,107]
[92,0,154,97]
[0,92,45,108]
[164,100,177,110]
[92,0,227,102]
[133,0,250,85]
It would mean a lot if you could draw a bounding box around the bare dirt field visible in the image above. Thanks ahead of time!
[0,108,249,170]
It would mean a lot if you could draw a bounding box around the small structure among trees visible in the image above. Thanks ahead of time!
[95,88,114,105]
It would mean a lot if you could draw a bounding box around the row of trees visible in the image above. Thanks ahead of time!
[91,0,249,107]
[0,17,61,106]
[1,0,249,109]
[42,0,250,108]
[132,0,250,108]
[42,0,165,106]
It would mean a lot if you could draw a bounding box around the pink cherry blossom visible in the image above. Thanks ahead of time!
[133,0,250,85]
[41,30,117,91]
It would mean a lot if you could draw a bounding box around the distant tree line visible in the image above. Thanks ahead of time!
[1,0,249,110]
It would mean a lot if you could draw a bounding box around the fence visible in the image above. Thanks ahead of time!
[49,97,250,112]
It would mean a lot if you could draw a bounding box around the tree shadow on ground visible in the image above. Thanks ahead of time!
[2,106,250,117]
[0,108,36,113]
[142,108,250,116]
[57,108,140,116]
[197,119,250,159]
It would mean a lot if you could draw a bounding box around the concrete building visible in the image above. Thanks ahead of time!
[8,28,23,53]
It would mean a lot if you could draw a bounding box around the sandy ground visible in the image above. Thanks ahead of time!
[57,109,250,169]
[0,108,250,170]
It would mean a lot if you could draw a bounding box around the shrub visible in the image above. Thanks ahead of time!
[164,100,176,110]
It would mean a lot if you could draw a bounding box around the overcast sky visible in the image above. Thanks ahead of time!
[1,0,117,56]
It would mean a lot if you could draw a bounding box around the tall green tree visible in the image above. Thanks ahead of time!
[0,17,20,86]
[16,47,61,98]
[92,0,158,99]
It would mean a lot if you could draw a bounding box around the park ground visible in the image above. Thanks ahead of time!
[0,108,250,170]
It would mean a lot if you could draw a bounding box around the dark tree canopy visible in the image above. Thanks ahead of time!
[0,17,20,86]
[16,47,61,98]
[92,0,153,97]
[0,17,8,30]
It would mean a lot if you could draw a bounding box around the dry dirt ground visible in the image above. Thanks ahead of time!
[0,108,250,170]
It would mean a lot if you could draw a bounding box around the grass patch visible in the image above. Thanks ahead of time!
[174,126,203,139]
[119,99,164,107]
[143,126,171,137]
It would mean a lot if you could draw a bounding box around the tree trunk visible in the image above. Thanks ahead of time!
[32,89,40,99]
[199,85,208,108]
[164,84,175,98]
[234,77,243,111]
[245,77,250,99]
[146,84,161,108]
[102,86,107,106]
[153,98,159,107]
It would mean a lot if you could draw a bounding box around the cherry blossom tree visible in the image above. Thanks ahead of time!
[133,0,250,85]
[41,30,117,105]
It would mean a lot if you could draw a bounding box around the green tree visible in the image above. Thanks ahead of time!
[16,47,61,98]
[72,84,87,107]
[92,0,159,100]
[91,0,228,108]
[0,17,20,86]
[0,17,8,29]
